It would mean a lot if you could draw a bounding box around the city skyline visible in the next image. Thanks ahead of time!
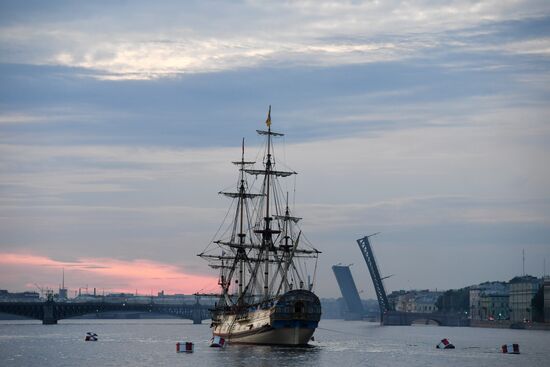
[1,1,550,297]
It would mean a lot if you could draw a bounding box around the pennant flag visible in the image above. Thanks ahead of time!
[266,105,271,127]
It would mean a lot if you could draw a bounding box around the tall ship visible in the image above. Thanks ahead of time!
[198,107,322,346]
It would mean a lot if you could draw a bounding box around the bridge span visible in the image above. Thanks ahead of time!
[383,311,470,326]
[0,300,211,325]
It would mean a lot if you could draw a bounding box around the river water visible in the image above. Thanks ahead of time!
[1,319,548,366]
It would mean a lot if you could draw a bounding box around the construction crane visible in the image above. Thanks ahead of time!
[34,283,45,298]
[34,283,53,300]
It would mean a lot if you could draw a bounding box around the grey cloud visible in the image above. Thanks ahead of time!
[1,1,549,296]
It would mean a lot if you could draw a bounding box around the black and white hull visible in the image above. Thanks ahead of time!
[212,290,321,346]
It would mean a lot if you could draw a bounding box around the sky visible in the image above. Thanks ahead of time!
[0,0,549,298]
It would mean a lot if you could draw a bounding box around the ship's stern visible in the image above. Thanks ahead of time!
[271,289,322,345]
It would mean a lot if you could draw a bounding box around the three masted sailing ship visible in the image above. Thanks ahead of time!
[198,107,322,345]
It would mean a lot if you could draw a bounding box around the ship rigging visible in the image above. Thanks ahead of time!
[197,107,322,345]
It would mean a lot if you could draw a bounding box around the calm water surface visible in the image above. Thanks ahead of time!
[1,319,549,366]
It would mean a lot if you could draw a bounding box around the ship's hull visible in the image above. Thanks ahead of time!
[215,324,316,346]
[211,289,321,346]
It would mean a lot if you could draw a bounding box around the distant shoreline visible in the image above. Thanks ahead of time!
[0,311,180,321]
[3,312,548,330]
[471,319,550,331]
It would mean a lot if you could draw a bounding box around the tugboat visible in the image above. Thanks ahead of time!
[198,107,322,345]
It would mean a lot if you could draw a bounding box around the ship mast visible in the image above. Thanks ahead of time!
[246,106,297,301]
[229,139,258,305]
[199,138,259,307]
[237,139,246,302]
[263,106,273,300]
[282,193,291,293]
[199,106,321,307]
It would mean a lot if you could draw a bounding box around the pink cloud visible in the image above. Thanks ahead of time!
[0,252,218,295]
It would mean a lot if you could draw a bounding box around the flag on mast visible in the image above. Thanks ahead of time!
[265,105,271,127]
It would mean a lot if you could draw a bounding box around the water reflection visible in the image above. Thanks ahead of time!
[1,320,550,367]
[216,343,321,367]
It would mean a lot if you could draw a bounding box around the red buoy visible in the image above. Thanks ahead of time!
[501,344,520,354]
[436,338,455,349]
[210,336,226,348]
[176,342,194,353]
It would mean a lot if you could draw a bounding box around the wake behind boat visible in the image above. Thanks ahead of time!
[198,107,321,346]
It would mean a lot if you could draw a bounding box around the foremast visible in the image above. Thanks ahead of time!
[200,138,258,308]
[235,139,253,303]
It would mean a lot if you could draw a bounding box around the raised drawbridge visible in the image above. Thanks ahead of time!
[356,234,393,322]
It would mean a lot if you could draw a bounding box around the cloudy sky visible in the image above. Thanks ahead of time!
[1,1,549,298]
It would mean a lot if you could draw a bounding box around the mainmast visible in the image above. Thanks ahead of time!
[246,106,298,301]
[199,106,321,308]
[245,106,296,300]
[263,106,273,300]
[237,139,247,302]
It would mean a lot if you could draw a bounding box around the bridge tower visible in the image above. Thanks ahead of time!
[192,294,203,324]
[42,299,57,325]
[356,234,393,322]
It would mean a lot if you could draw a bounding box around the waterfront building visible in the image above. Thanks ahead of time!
[0,290,40,302]
[392,290,441,313]
[480,293,509,320]
[469,282,509,321]
[387,290,406,310]
[469,288,482,320]
[73,294,100,303]
[544,277,550,323]
[58,288,68,300]
[413,292,442,313]
[157,293,217,305]
[509,275,541,322]
[394,292,415,312]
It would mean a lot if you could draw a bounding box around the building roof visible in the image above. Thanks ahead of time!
[509,275,540,284]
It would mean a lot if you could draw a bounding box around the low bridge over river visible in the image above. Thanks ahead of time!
[0,300,211,325]
[383,310,470,327]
